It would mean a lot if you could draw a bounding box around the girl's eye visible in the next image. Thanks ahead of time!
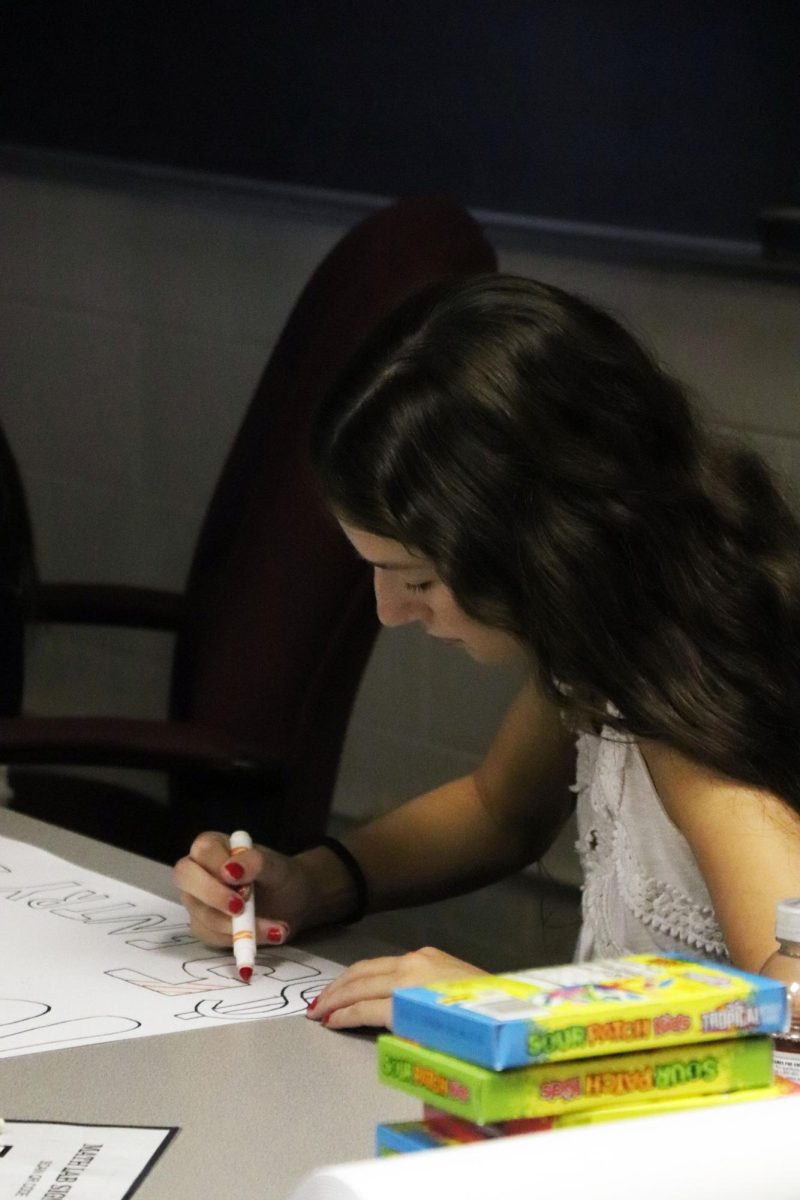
[405,581,433,593]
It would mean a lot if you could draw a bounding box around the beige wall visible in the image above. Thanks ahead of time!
[1,164,798,885]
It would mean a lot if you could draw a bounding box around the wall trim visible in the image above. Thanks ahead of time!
[3,142,798,283]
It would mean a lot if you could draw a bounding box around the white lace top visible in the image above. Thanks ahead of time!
[573,729,729,963]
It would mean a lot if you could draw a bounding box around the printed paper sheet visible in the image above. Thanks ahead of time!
[0,1120,176,1199]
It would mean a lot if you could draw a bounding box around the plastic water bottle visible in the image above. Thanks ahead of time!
[759,898,800,1083]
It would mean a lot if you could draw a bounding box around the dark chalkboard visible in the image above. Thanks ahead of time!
[2,1,797,241]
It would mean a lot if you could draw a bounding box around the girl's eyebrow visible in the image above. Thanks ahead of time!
[368,558,428,571]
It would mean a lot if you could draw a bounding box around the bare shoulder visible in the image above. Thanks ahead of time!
[481,677,576,776]
[639,738,800,971]
[639,739,799,837]
[474,677,577,839]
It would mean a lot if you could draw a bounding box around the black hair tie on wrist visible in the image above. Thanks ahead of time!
[319,836,369,924]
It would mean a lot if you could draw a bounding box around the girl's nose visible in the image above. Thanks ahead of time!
[374,572,424,628]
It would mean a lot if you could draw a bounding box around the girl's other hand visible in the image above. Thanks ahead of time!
[306,946,487,1030]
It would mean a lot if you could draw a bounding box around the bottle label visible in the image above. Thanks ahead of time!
[773,1051,800,1083]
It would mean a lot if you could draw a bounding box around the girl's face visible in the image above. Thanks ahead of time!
[340,524,522,665]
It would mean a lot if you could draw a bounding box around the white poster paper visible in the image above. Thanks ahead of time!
[0,836,342,1058]
[0,1120,176,1200]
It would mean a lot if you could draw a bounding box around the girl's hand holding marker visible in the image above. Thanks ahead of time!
[173,831,301,959]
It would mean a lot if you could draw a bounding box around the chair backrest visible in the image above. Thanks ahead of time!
[169,196,497,850]
[0,424,35,717]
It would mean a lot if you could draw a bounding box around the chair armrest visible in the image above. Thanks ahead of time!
[0,716,282,780]
[35,583,185,631]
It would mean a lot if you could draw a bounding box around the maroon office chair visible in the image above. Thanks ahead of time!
[1,195,498,862]
[0,423,35,719]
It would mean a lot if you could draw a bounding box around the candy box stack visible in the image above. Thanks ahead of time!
[375,955,791,1153]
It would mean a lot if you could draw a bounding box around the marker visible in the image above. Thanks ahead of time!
[230,830,256,983]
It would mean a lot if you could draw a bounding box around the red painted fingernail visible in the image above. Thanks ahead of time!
[267,925,284,943]
[225,861,244,881]
[321,1014,330,1026]
[228,896,244,915]
[308,997,319,1012]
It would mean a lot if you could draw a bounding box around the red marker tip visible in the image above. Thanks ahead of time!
[239,966,253,983]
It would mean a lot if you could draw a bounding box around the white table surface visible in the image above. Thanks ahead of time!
[0,808,419,1199]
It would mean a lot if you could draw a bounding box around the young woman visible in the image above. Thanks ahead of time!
[174,275,800,1030]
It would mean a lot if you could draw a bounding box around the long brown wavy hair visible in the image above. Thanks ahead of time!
[312,274,800,810]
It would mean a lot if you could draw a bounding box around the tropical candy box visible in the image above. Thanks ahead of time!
[392,954,788,1070]
[377,1032,774,1125]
